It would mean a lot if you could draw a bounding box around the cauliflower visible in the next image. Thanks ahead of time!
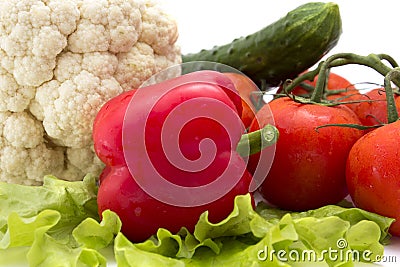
[0,0,181,185]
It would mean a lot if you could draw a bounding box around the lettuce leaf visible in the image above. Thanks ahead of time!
[0,176,395,267]
[256,202,394,244]
[0,174,98,246]
[0,175,101,266]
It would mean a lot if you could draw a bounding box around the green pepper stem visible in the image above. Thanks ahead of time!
[236,124,279,157]
[383,68,400,123]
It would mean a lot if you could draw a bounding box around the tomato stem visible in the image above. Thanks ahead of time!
[236,124,279,157]
[284,53,400,104]
[327,53,397,81]
[283,62,322,94]
[383,68,400,123]
[310,61,330,102]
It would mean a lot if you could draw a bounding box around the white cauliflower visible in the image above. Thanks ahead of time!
[0,0,181,185]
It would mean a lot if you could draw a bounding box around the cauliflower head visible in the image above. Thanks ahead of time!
[0,0,181,185]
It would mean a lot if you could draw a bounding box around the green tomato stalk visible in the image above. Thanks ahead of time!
[383,68,400,123]
[282,53,400,105]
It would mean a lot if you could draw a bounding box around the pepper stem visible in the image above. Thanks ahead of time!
[236,124,279,157]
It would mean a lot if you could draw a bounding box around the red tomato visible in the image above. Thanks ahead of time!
[350,88,400,131]
[346,120,400,236]
[223,72,261,128]
[248,97,364,211]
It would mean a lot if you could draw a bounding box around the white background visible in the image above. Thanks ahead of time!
[160,0,400,266]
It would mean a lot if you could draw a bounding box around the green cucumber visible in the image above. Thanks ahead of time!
[181,2,342,88]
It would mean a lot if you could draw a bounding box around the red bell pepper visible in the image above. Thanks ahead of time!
[93,70,277,242]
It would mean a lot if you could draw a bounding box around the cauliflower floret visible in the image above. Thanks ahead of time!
[0,112,65,185]
[0,111,8,149]
[154,45,182,73]
[0,143,66,185]
[0,0,78,86]
[115,42,156,90]
[0,49,15,73]
[3,112,43,148]
[47,0,80,35]
[139,1,179,55]
[66,146,104,177]
[68,0,142,53]
[36,70,123,148]
[0,71,36,112]
[0,0,181,184]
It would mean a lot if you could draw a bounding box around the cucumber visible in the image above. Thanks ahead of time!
[181,2,342,88]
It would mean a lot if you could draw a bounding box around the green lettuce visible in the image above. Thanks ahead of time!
[0,176,395,267]
[0,175,102,266]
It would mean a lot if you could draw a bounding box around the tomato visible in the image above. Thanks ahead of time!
[248,97,364,211]
[350,88,400,131]
[223,72,261,128]
[346,120,400,236]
